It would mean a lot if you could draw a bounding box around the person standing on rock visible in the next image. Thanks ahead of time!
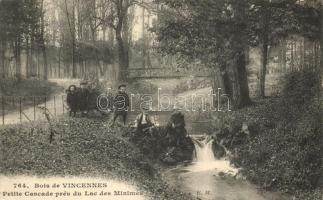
[111,84,130,126]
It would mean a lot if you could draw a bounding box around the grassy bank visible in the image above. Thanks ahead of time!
[0,78,63,114]
[0,117,193,200]
[212,70,322,199]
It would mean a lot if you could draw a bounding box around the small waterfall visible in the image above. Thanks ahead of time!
[193,137,216,162]
[189,135,238,174]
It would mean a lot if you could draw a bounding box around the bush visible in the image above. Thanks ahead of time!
[0,118,195,200]
[281,70,320,106]
[213,69,322,198]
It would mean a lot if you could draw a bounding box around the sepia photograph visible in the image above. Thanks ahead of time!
[0,0,322,199]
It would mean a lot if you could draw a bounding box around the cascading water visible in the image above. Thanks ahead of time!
[193,137,216,162]
[189,135,238,173]
[164,135,287,200]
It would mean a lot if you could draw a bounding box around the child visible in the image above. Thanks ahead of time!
[66,85,78,117]
[111,84,130,126]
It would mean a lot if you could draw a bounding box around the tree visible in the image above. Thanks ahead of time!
[94,0,139,82]
[63,0,77,78]
[153,0,252,108]
[153,0,321,107]
[247,0,319,98]
[40,0,48,80]
[0,0,45,79]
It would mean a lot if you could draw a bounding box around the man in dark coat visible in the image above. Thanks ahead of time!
[111,84,130,126]
[161,111,194,164]
[78,81,90,116]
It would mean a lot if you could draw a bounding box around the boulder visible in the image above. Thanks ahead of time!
[212,142,226,159]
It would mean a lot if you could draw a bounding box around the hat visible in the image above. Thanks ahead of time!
[118,84,126,89]
[141,104,150,111]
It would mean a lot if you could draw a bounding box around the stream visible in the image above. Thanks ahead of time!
[164,135,289,200]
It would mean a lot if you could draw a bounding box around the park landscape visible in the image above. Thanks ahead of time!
[0,0,322,200]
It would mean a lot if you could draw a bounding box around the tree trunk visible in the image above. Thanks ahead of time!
[231,50,252,108]
[72,1,77,78]
[40,0,48,80]
[320,5,322,80]
[221,69,233,98]
[228,0,252,108]
[26,37,30,78]
[0,40,5,78]
[115,0,130,82]
[116,28,129,82]
[30,36,35,77]
[290,41,294,72]
[280,40,287,73]
[108,27,114,47]
[260,41,268,98]
[14,37,22,80]
[37,47,40,78]
[58,46,61,78]
[141,6,146,67]
[146,11,152,68]
[211,66,232,108]
[42,44,48,80]
[64,0,77,78]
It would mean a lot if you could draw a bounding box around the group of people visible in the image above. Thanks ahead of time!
[66,82,130,126]
[66,82,194,163]
[129,110,194,163]
[66,81,91,117]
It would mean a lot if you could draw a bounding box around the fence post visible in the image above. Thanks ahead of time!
[33,96,36,120]
[19,97,22,123]
[2,96,4,125]
[44,96,47,110]
[62,95,64,114]
[54,96,56,116]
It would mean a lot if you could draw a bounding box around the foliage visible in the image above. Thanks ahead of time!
[153,0,321,66]
[67,41,115,64]
[247,0,307,47]
[152,0,320,103]
[281,69,320,106]
[0,118,195,200]
[152,0,237,68]
[0,0,42,43]
[212,69,321,198]
[152,0,257,107]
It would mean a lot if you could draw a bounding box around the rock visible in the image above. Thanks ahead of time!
[234,171,245,180]
[241,122,250,135]
[162,156,177,165]
[218,172,225,177]
[212,142,226,159]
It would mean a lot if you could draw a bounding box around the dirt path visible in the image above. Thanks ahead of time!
[1,79,80,125]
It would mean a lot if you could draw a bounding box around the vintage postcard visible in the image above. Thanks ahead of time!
[0,0,322,199]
